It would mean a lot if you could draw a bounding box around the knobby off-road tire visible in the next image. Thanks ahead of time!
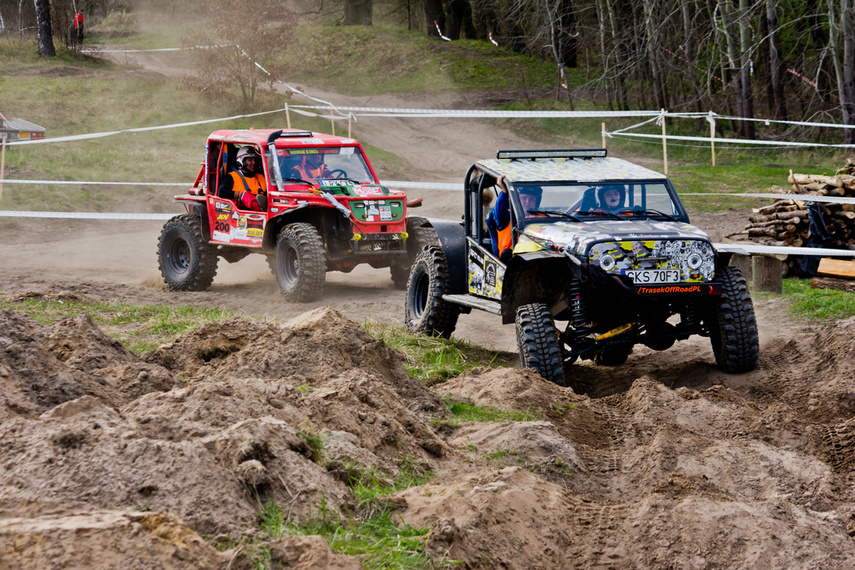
[391,217,440,289]
[405,246,460,338]
[515,303,565,387]
[157,214,218,291]
[274,223,327,303]
[709,266,759,373]
[595,344,633,366]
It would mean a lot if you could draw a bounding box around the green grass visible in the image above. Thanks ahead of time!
[761,278,855,322]
[257,458,445,570]
[0,295,232,353]
[445,400,540,424]
[363,322,514,384]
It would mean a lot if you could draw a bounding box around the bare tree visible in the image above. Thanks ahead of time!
[766,0,787,121]
[827,0,855,145]
[185,0,293,108]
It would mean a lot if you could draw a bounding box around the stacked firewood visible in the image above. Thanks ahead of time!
[725,162,855,276]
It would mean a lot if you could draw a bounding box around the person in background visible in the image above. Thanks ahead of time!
[486,175,542,263]
[72,10,84,48]
[218,146,267,211]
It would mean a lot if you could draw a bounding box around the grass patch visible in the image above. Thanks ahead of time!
[258,458,444,569]
[0,295,232,353]
[363,322,514,384]
[760,278,855,322]
[446,400,539,424]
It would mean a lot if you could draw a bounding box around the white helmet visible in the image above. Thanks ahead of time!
[236,146,260,169]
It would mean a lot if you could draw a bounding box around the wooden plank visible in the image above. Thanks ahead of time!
[811,277,855,292]
[817,258,855,279]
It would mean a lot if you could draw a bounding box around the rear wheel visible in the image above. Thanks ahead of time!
[157,214,218,291]
[515,303,565,387]
[708,266,759,373]
[405,247,459,337]
[274,223,326,302]
[391,217,440,289]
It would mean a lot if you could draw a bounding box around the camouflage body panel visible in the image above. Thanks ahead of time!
[522,220,716,282]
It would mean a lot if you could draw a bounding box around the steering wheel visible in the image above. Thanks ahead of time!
[328,169,348,179]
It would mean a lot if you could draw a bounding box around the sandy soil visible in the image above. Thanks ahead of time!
[2,43,854,569]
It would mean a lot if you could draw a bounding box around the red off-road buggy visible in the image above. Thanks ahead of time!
[157,129,434,301]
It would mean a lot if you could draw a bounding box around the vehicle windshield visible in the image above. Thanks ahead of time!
[513,182,683,220]
[270,147,376,184]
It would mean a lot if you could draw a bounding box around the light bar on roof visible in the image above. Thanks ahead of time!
[279,131,314,138]
[496,148,607,160]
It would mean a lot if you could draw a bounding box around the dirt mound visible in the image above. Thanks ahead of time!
[0,502,227,569]
[0,309,178,421]
[0,306,447,540]
[139,307,447,468]
[424,366,855,567]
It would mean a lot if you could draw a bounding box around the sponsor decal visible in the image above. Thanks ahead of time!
[354,185,385,197]
[215,201,232,212]
[636,284,720,295]
[246,214,264,240]
[485,259,497,287]
[216,212,230,221]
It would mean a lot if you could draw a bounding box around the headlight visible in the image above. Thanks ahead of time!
[687,253,704,269]
[600,254,616,271]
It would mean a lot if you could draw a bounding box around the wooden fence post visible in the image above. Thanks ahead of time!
[752,255,783,294]
[602,122,606,149]
[0,134,6,201]
[285,104,291,129]
[709,111,716,167]
[660,109,668,175]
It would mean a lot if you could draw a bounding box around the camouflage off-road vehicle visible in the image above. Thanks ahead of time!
[157,129,434,302]
[404,149,759,386]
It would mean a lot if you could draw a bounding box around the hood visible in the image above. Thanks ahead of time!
[522,220,711,256]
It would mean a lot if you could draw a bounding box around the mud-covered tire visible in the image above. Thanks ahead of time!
[515,303,565,387]
[595,344,632,366]
[709,266,759,373]
[391,217,440,289]
[405,246,460,337]
[157,214,218,291]
[274,223,326,303]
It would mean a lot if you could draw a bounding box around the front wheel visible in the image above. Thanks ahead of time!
[405,247,460,337]
[515,303,565,387]
[274,223,326,302]
[708,266,759,373]
[157,214,218,291]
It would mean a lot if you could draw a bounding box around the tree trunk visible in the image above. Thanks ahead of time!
[719,0,744,134]
[738,0,755,138]
[842,0,855,145]
[766,0,787,121]
[34,0,54,56]
[642,0,666,110]
[343,0,373,25]
[559,0,577,68]
[682,0,704,114]
[424,0,444,37]
[446,0,472,39]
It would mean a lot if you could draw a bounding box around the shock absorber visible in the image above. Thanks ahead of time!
[568,277,591,345]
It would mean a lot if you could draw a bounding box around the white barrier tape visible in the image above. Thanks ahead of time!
[383,181,460,190]
[4,209,854,258]
[742,193,855,204]
[4,107,292,146]
[1,179,186,186]
[714,243,855,257]
[608,131,855,148]
[0,210,173,220]
[291,105,662,118]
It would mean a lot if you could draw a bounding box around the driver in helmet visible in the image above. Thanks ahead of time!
[290,152,331,183]
[218,146,267,211]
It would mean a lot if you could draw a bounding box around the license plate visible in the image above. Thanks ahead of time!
[625,269,681,284]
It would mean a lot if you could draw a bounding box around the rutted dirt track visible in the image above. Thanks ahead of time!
[2,47,855,569]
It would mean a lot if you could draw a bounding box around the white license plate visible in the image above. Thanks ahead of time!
[625,269,681,284]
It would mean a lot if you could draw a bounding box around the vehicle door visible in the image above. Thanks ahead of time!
[207,142,266,247]
[464,170,506,300]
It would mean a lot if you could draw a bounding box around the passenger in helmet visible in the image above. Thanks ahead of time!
[597,186,626,213]
[290,152,331,183]
[218,146,267,211]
